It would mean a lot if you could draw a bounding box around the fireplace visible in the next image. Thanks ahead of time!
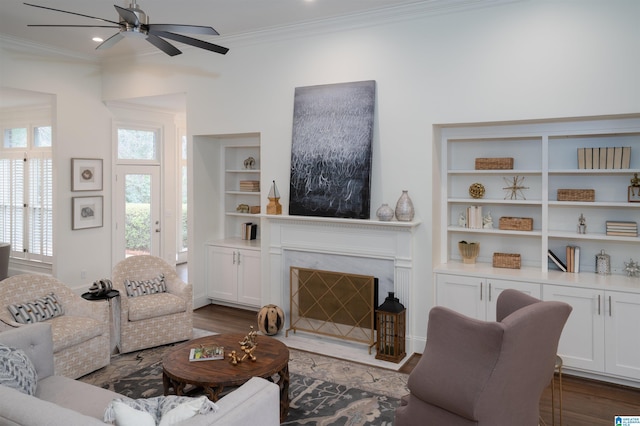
[266,215,419,353]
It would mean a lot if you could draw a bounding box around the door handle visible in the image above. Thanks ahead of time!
[155,220,160,233]
[237,251,241,265]
[480,282,483,301]
[233,252,236,264]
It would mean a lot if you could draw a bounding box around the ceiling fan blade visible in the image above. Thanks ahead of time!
[114,5,139,26]
[146,34,182,57]
[96,32,124,50]
[24,3,119,25]
[148,24,219,36]
[151,31,229,55]
[28,25,119,28]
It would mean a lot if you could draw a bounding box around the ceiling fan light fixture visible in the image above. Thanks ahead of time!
[92,37,104,42]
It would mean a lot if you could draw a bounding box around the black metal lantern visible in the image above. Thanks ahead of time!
[375,291,406,363]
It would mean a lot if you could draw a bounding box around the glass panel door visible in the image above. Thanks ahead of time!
[114,165,161,260]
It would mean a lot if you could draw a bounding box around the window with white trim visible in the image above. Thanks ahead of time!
[0,124,53,262]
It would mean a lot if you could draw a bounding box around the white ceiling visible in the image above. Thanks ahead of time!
[0,0,447,59]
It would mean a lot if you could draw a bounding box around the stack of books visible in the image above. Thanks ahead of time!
[242,222,257,240]
[565,245,580,273]
[465,205,483,229]
[239,180,260,192]
[606,221,638,237]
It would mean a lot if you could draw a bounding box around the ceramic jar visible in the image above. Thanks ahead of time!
[376,204,394,221]
[395,190,415,221]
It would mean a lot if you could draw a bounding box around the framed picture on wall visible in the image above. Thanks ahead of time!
[72,196,103,230]
[71,158,103,191]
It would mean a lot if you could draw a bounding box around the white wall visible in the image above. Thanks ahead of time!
[0,41,114,290]
[2,0,639,343]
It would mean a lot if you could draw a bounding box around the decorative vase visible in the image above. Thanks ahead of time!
[395,190,415,221]
[376,203,394,221]
[458,241,480,264]
[257,304,285,335]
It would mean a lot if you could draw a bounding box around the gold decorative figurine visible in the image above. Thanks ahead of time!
[228,326,259,365]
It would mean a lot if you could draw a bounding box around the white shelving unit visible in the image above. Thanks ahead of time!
[438,117,640,274]
[223,144,261,241]
[434,115,640,387]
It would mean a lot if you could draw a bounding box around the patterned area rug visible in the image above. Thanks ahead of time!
[80,334,409,425]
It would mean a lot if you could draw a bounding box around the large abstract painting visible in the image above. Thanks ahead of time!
[289,80,376,219]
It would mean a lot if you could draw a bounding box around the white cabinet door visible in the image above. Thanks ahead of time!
[237,248,262,307]
[207,245,237,302]
[605,291,640,380]
[486,279,541,321]
[436,274,485,320]
[543,285,605,372]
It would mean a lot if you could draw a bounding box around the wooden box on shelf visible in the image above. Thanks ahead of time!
[498,216,533,231]
[249,205,261,214]
[557,189,595,202]
[474,157,514,170]
[492,253,521,269]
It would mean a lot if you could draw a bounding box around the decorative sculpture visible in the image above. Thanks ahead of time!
[577,213,587,234]
[228,326,259,365]
[503,176,529,200]
[624,258,640,277]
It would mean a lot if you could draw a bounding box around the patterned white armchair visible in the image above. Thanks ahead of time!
[0,274,110,379]
[111,255,193,353]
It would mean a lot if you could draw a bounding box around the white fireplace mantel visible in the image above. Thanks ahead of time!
[265,214,421,353]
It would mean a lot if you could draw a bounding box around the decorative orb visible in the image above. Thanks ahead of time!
[469,183,485,199]
[257,304,285,335]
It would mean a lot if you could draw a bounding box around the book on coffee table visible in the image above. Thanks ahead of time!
[189,346,224,361]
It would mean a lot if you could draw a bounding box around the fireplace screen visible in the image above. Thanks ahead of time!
[288,267,376,352]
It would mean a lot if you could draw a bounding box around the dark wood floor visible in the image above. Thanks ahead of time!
[194,304,640,425]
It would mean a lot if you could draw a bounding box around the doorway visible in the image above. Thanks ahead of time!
[114,165,161,260]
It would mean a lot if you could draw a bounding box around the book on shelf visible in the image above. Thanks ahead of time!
[189,346,224,361]
[606,220,637,227]
[592,147,600,169]
[577,147,586,169]
[599,148,607,169]
[613,147,623,169]
[585,148,593,169]
[548,250,567,272]
[606,147,615,168]
[241,222,258,240]
[622,146,631,168]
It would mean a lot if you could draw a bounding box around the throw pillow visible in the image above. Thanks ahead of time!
[0,343,38,396]
[124,274,167,298]
[7,293,64,324]
[104,395,218,425]
[111,401,155,426]
[158,397,210,426]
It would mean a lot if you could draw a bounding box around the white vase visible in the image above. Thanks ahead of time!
[395,190,415,221]
[376,204,394,221]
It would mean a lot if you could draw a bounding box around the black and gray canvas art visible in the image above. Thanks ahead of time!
[289,80,375,219]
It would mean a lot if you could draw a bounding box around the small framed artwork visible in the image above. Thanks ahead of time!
[72,158,103,191]
[72,196,103,230]
[629,186,640,203]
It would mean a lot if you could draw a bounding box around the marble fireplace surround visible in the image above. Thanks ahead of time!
[266,215,419,367]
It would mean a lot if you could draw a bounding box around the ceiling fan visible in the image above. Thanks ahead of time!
[24,1,229,56]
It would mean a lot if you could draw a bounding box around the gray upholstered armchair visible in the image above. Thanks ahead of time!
[395,289,572,426]
[111,255,192,353]
[0,274,110,379]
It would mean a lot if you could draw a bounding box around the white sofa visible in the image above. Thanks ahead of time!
[0,323,281,426]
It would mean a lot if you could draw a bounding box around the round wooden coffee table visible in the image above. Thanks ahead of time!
[162,333,289,421]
